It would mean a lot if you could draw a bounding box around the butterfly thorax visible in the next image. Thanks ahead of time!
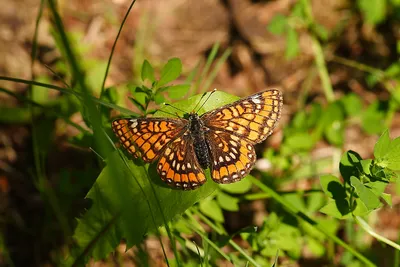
[187,113,211,169]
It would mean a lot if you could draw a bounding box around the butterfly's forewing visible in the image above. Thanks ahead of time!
[205,130,256,184]
[156,133,206,190]
[112,118,187,162]
[201,89,283,144]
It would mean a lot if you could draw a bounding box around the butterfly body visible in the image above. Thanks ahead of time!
[112,89,283,190]
[187,113,212,169]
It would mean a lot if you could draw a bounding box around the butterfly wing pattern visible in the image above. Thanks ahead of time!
[112,89,283,190]
[112,118,207,189]
[201,89,283,184]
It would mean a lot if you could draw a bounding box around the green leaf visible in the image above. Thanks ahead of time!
[350,176,381,210]
[360,159,372,175]
[267,14,288,35]
[285,27,299,59]
[382,136,400,170]
[216,192,239,211]
[68,151,217,264]
[340,93,363,117]
[319,199,351,219]
[153,93,165,105]
[357,0,387,25]
[166,84,191,99]
[322,102,345,146]
[141,60,155,83]
[320,175,344,199]
[220,177,252,194]
[199,198,224,223]
[381,193,392,207]
[285,132,315,151]
[306,237,325,257]
[339,150,363,182]
[352,198,370,216]
[362,101,387,134]
[158,58,182,87]
[374,130,390,159]
[306,191,325,212]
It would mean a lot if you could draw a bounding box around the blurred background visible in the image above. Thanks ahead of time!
[1,0,400,266]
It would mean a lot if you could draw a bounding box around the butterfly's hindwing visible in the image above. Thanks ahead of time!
[157,133,206,190]
[206,130,256,184]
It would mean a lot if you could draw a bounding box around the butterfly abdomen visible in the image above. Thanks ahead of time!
[188,113,211,169]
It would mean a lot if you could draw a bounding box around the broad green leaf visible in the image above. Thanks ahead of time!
[383,136,400,170]
[68,151,217,264]
[374,129,390,159]
[339,150,363,182]
[158,58,182,87]
[153,93,165,105]
[285,132,315,151]
[285,27,299,59]
[352,198,370,216]
[306,237,325,257]
[357,0,387,25]
[322,102,345,146]
[167,84,191,99]
[319,199,351,219]
[141,60,155,82]
[283,192,307,213]
[199,198,224,223]
[381,193,392,206]
[362,101,387,134]
[320,175,344,199]
[216,192,239,211]
[360,159,372,175]
[220,176,252,194]
[350,176,381,210]
[306,191,325,212]
[267,14,288,35]
[340,93,363,117]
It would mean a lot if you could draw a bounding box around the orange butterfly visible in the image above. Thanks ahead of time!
[112,89,283,190]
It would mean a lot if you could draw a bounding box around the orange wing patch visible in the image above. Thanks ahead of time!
[112,118,186,162]
[202,89,282,143]
[157,134,206,190]
[206,130,256,184]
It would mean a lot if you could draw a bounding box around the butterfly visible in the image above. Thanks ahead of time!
[112,89,283,190]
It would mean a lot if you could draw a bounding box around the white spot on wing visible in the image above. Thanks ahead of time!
[252,98,262,104]
[130,119,138,128]
[219,156,224,162]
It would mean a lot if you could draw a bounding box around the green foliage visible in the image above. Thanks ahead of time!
[128,58,191,115]
[319,132,398,219]
[357,0,387,25]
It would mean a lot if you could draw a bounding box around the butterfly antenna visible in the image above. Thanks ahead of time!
[156,109,180,117]
[158,103,187,117]
[195,88,217,113]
